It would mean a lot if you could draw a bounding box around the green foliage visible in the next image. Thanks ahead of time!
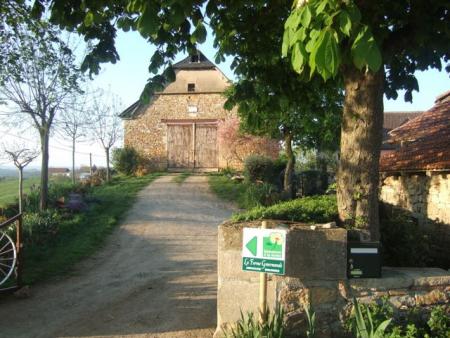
[225,307,285,338]
[351,298,392,338]
[22,210,61,245]
[426,306,450,338]
[244,155,278,184]
[112,147,142,176]
[283,0,449,101]
[232,195,337,223]
[347,298,450,338]
[304,304,316,338]
[241,183,280,209]
[208,175,280,210]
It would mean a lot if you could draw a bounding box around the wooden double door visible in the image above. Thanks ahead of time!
[167,122,218,170]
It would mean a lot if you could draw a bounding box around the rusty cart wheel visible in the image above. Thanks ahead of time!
[0,231,17,287]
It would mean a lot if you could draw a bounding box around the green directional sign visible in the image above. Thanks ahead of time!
[242,228,286,275]
[246,236,258,256]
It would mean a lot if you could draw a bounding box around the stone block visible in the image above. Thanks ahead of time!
[215,279,277,337]
[415,289,448,306]
[285,227,347,280]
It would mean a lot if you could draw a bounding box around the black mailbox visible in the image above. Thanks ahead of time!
[347,242,381,278]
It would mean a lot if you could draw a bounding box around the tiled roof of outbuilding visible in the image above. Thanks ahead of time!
[380,91,450,172]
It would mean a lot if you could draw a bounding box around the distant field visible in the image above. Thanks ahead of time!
[0,176,71,207]
[0,177,42,207]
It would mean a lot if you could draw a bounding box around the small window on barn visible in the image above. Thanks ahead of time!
[188,83,195,92]
[190,54,199,63]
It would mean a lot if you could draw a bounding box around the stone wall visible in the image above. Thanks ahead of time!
[380,171,450,226]
[215,221,450,338]
[124,93,279,170]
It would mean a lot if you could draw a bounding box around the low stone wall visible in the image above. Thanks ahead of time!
[215,221,450,338]
[380,171,450,226]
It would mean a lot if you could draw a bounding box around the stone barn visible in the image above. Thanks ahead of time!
[120,51,278,171]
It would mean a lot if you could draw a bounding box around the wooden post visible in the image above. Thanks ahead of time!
[89,153,93,176]
[15,214,23,287]
[259,220,268,324]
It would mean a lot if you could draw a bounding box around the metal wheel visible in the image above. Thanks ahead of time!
[0,231,17,287]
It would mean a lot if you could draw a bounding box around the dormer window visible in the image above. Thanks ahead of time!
[188,83,195,92]
[190,54,199,63]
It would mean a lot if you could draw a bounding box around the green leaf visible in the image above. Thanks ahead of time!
[84,12,94,27]
[282,29,291,57]
[300,5,312,27]
[351,26,382,72]
[339,10,352,36]
[291,42,307,74]
[311,30,339,80]
[192,22,207,43]
[137,3,159,36]
[284,9,300,30]
[316,0,328,14]
[347,3,362,23]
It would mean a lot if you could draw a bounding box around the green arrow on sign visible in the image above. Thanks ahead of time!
[246,236,258,256]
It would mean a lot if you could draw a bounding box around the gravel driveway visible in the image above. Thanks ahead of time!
[0,175,235,338]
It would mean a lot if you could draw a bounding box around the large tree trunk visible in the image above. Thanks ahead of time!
[337,67,384,241]
[72,136,76,184]
[18,167,23,214]
[40,128,50,211]
[105,147,110,182]
[283,132,295,198]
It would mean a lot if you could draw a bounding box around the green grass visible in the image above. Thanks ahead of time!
[208,174,248,208]
[0,176,72,207]
[22,173,161,284]
[0,176,41,207]
[172,171,192,184]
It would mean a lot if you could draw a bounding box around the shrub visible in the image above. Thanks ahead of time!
[232,194,338,223]
[22,210,61,245]
[241,182,280,209]
[112,147,142,176]
[244,155,277,184]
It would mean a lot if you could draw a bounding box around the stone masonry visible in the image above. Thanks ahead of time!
[124,93,233,170]
[215,220,450,338]
[380,171,450,226]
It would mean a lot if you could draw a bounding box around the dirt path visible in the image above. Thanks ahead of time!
[0,175,236,338]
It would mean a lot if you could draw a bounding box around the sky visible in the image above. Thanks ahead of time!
[0,29,449,169]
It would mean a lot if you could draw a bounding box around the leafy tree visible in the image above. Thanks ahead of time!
[282,0,449,239]
[213,1,342,198]
[35,0,449,238]
[0,19,82,210]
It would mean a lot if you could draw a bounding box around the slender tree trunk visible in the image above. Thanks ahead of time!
[316,151,328,193]
[40,128,50,211]
[105,147,110,182]
[18,167,23,214]
[72,135,76,184]
[337,67,384,241]
[283,132,295,199]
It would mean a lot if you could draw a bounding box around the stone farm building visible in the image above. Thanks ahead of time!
[380,90,450,267]
[120,51,278,171]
